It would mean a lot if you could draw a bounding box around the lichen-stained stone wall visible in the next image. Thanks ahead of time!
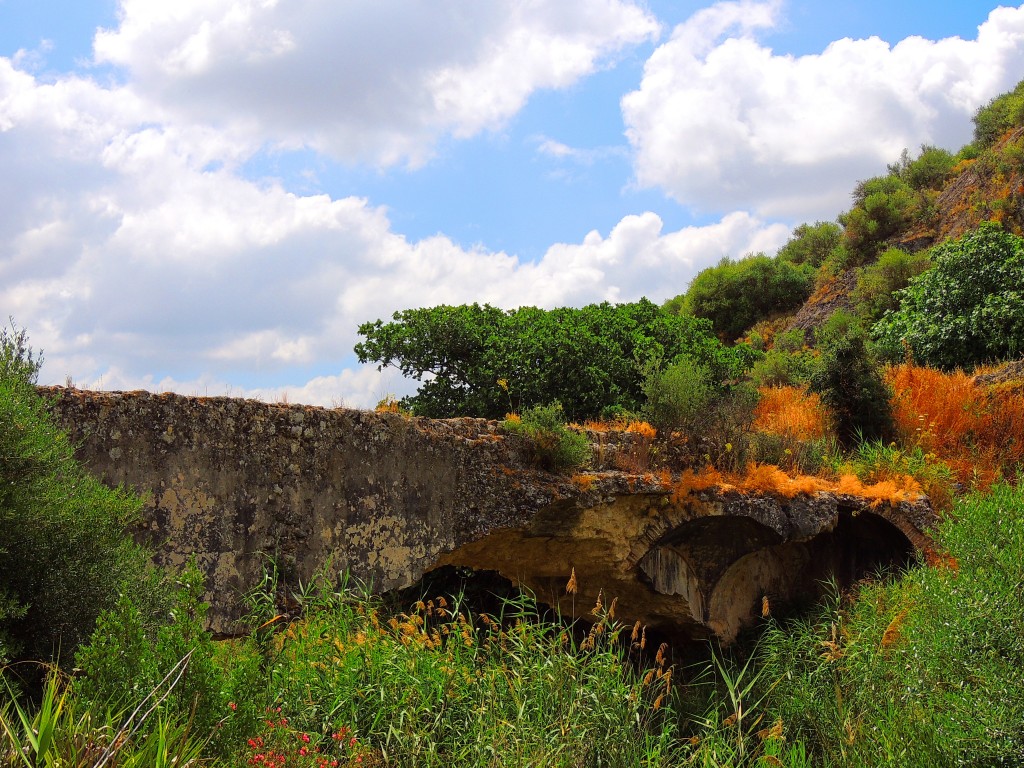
[43,387,936,642]
[43,387,578,633]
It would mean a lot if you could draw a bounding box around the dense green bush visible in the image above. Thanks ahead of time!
[355,299,752,420]
[873,223,1024,368]
[74,563,265,758]
[887,145,957,191]
[776,221,843,269]
[501,402,591,472]
[809,314,893,446]
[839,174,918,263]
[851,246,932,323]
[972,77,1024,149]
[667,254,813,342]
[0,325,158,665]
[749,328,817,387]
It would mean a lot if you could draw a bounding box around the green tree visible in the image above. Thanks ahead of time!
[0,324,155,664]
[667,253,813,341]
[873,223,1024,369]
[355,299,754,419]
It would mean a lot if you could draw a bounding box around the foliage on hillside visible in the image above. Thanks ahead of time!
[662,254,812,342]
[873,222,1024,368]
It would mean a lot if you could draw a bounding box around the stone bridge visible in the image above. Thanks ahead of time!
[45,388,936,642]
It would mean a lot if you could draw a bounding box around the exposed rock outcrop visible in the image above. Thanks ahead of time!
[44,387,935,642]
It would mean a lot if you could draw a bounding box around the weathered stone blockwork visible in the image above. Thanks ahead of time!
[45,388,574,632]
[45,388,936,641]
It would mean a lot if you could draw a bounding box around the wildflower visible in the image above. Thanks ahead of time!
[228,701,237,711]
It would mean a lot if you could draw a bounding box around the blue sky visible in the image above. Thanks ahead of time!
[1,1,1021,406]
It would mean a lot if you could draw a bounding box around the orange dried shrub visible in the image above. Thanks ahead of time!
[779,473,833,498]
[887,363,1024,487]
[754,386,829,441]
[671,466,724,503]
[835,473,923,507]
[572,473,597,492]
[735,463,832,499]
[738,463,794,494]
[625,420,657,439]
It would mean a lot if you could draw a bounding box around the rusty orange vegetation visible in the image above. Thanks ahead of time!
[571,473,597,492]
[754,386,829,441]
[671,463,923,508]
[886,364,1024,488]
[624,420,657,439]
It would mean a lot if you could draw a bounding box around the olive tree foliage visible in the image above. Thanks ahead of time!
[0,324,157,665]
[354,299,757,420]
[873,223,1024,369]
[664,253,813,342]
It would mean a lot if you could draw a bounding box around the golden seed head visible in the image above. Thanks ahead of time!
[566,567,578,595]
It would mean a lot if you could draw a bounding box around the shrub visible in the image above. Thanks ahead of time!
[750,346,817,388]
[74,562,266,758]
[972,77,1024,149]
[851,246,932,323]
[839,175,917,263]
[642,355,759,469]
[887,145,957,191]
[501,402,591,472]
[886,363,1024,488]
[0,324,158,665]
[833,439,955,510]
[777,221,843,269]
[668,253,813,341]
[873,223,1024,369]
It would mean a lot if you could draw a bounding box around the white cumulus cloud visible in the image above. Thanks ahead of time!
[1,52,786,408]
[93,0,660,167]
[622,1,1024,218]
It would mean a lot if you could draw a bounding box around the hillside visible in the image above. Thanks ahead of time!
[671,79,1024,352]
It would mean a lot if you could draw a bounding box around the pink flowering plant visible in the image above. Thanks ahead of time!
[242,709,369,767]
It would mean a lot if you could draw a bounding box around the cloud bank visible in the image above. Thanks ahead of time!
[623,0,1024,218]
[4,1,1024,408]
